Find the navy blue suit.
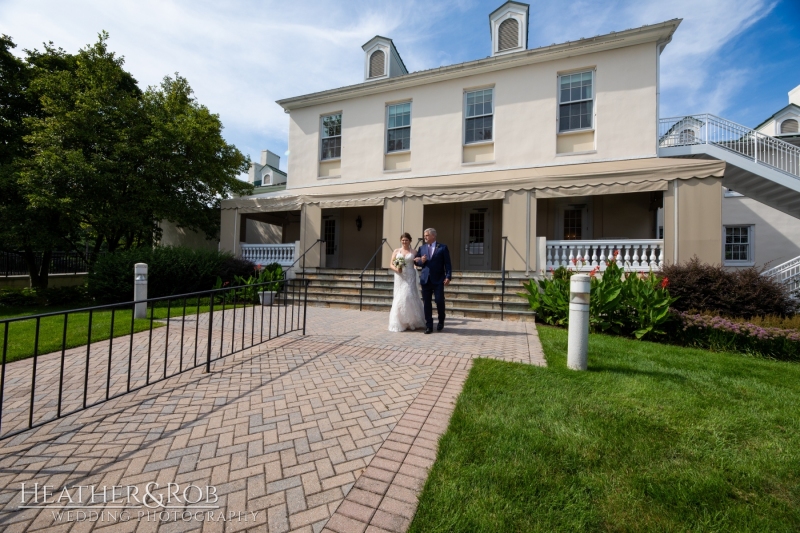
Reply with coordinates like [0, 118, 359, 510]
[415, 243, 452, 329]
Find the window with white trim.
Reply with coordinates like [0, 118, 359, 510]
[321, 113, 341, 160]
[724, 225, 753, 264]
[558, 71, 593, 133]
[465, 88, 493, 144]
[386, 102, 410, 152]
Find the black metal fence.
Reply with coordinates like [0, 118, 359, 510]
[0, 278, 309, 440]
[2, 251, 99, 277]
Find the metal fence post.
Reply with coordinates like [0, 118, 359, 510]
[205, 295, 214, 373]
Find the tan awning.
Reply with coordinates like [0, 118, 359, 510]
[223, 157, 725, 211]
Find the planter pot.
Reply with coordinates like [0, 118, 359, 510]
[258, 291, 277, 305]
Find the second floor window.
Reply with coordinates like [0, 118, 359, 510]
[387, 102, 411, 152]
[465, 88, 493, 144]
[321, 113, 342, 160]
[559, 71, 593, 132]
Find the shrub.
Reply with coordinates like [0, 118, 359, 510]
[0, 285, 90, 308]
[88, 247, 255, 303]
[660, 258, 797, 318]
[520, 260, 676, 339]
[669, 311, 800, 361]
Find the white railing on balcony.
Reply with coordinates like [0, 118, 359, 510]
[762, 254, 800, 294]
[658, 114, 800, 180]
[240, 243, 296, 266]
[546, 240, 664, 272]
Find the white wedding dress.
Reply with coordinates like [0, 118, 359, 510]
[388, 252, 426, 332]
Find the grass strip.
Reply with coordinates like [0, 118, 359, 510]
[408, 325, 800, 532]
[0, 302, 214, 363]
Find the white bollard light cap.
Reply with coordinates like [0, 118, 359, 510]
[570, 274, 591, 294]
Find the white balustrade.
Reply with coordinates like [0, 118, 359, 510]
[240, 243, 296, 266]
[545, 240, 664, 272]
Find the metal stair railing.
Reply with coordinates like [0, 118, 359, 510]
[358, 239, 392, 311]
[762, 255, 800, 294]
[658, 114, 800, 180]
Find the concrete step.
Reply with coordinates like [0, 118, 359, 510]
[303, 286, 528, 302]
[314, 268, 513, 279]
[291, 298, 536, 322]
[298, 292, 530, 310]
[303, 280, 528, 295]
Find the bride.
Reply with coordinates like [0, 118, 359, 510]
[388, 233, 426, 332]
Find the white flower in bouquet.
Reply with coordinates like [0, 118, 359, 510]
[392, 256, 406, 271]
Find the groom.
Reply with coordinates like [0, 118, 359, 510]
[415, 228, 452, 334]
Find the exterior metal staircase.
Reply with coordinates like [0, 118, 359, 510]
[762, 255, 800, 295]
[658, 114, 800, 218]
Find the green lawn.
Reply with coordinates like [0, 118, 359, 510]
[0, 300, 217, 363]
[408, 326, 800, 532]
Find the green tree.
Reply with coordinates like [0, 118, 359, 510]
[0, 35, 75, 288]
[13, 32, 251, 283]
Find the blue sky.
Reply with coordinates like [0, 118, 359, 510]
[2, 0, 799, 172]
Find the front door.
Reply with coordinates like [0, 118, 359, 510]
[461, 204, 493, 270]
[556, 199, 592, 240]
[323, 215, 339, 268]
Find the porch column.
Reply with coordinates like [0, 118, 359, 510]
[502, 191, 536, 273]
[663, 178, 722, 265]
[299, 203, 323, 268]
[382, 196, 424, 265]
[219, 207, 243, 256]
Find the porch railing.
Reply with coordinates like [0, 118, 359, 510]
[241, 243, 296, 266]
[546, 239, 664, 272]
[0, 278, 310, 440]
[658, 114, 800, 180]
[762, 254, 800, 295]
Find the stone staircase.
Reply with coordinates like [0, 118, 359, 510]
[289, 268, 536, 322]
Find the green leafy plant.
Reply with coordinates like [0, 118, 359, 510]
[519, 259, 677, 340]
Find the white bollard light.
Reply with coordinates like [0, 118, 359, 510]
[567, 274, 591, 370]
[134, 263, 148, 319]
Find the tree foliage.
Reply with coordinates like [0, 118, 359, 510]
[0, 32, 252, 287]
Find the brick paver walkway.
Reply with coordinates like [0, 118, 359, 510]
[0, 307, 545, 533]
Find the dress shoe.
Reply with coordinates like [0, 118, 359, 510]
[424, 327, 433, 334]
[437, 323, 444, 332]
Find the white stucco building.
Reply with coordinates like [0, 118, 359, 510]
[221, 2, 800, 283]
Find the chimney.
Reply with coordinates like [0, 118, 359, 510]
[790, 84, 800, 106]
[261, 150, 281, 169]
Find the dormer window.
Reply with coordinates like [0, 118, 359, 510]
[369, 50, 385, 78]
[362, 36, 408, 82]
[489, 2, 529, 57]
[781, 118, 798, 134]
[498, 18, 519, 51]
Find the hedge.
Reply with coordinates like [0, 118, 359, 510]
[88, 247, 255, 303]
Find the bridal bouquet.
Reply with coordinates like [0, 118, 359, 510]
[392, 256, 406, 271]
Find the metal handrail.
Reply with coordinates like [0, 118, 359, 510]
[658, 113, 800, 179]
[358, 239, 392, 311]
[500, 236, 508, 321]
[0, 278, 311, 440]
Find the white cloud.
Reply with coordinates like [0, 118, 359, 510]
[0, 0, 774, 170]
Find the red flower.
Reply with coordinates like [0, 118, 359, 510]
[571, 258, 577, 265]
[223, 281, 230, 287]
[661, 277, 669, 289]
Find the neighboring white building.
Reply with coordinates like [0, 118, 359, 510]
[722, 84, 800, 269]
